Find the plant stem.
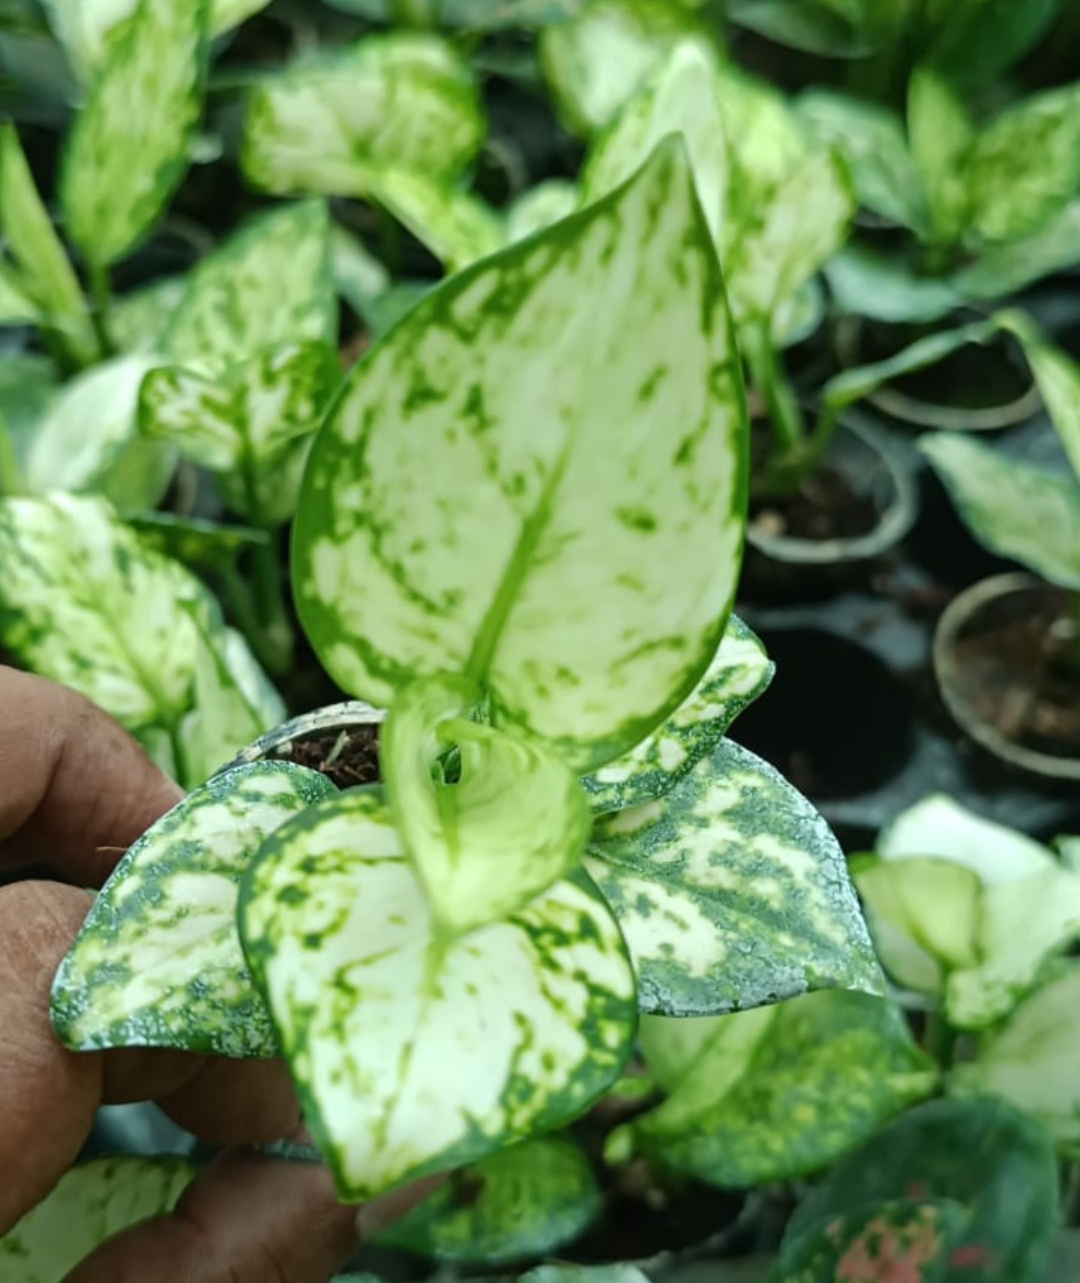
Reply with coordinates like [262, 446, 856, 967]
[249, 538, 295, 677]
[745, 322, 806, 455]
[88, 259, 115, 358]
[924, 1008, 958, 1072]
[0, 413, 24, 495]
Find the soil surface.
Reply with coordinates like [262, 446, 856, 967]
[749, 465, 880, 544]
[271, 722, 381, 789]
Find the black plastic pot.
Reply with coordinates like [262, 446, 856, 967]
[222, 700, 385, 782]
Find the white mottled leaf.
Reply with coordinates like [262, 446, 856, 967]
[586, 740, 882, 1016]
[920, 432, 1080, 590]
[239, 788, 636, 1199]
[581, 614, 772, 811]
[506, 180, 580, 246]
[60, 0, 210, 266]
[331, 224, 390, 320]
[0, 1156, 197, 1282]
[0, 494, 207, 729]
[359, 169, 504, 271]
[164, 201, 336, 374]
[998, 319, 1080, 483]
[52, 762, 335, 1057]
[109, 274, 188, 354]
[293, 140, 746, 773]
[241, 34, 485, 196]
[907, 67, 973, 246]
[382, 675, 591, 935]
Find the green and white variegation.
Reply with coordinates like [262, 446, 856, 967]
[164, 201, 336, 374]
[581, 614, 772, 812]
[60, 0, 210, 266]
[293, 139, 747, 773]
[238, 788, 637, 1199]
[506, 181, 580, 246]
[586, 741, 883, 1016]
[241, 34, 485, 197]
[382, 675, 591, 935]
[999, 317, 1080, 481]
[0, 1156, 198, 1282]
[51, 762, 335, 1058]
[109, 275, 189, 354]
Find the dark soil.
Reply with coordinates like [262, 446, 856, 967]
[270, 723, 381, 790]
[749, 465, 880, 543]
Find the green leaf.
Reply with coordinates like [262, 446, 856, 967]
[241, 34, 485, 196]
[506, 180, 580, 245]
[997, 319, 1080, 483]
[377, 1136, 600, 1263]
[0, 1156, 198, 1282]
[140, 341, 339, 526]
[920, 433, 1080, 590]
[926, 0, 1059, 89]
[0, 494, 207, 729]
[382, 674, 591, 935]
[164, 201, 336, 374]
[786, 1097, 1061, 1283]
[523, 1270, 650, 1283]
[127, 512, 269, 571]
[581, 613, 772, 812]
[767, 1198, 970, 1283]
[293, 139, 746, 773]
[51, 762, 335, 1057]
[825, 245, 962, 325]
[238, 787, 637, 1200]
[957, 200, 1080, 300]
[0, 256, 41, 325]
[109, 274, 188, 354]
[331, 224, 390, 321]
[60, 0, 210, 266]
[625, 991, 935, 1187]
[587, 740, 882, 1016]
[729, 0, 874, 57]
[906, 68, 973, 247]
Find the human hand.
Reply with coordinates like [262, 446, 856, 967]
[0, 666, 434, 1282]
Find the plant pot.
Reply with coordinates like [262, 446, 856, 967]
[933, 574, 1080, 783]
[221, 699, 385, 787]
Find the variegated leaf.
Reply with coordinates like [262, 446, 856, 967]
[52, 762, 335, 1057]
[907, 68, 973, 247]
[358, 169, 505, 272]
[958, 200, 1080, 300]
[109, 274, 188, 354]
[0, 494, 207, 729]
[0, 1156, 198, 1283]
[293, 140, 746, 773]
[382, 674, 591, 935]
[241, 34, 485, 196]
[998, 317, 1080, 482]
[60, 0, 210, 266]
[128, 512, 268, 570]
[140, 341, 339, 526]
[506, 180, 580, 246]
[164, 201, 336, 374]
[622, 991, 935, 1187]
[581, 614, 772, 812]
[238, 788, 637, 1199]
[920, 433, 1080, 590]
[586, 740, 882, 1016]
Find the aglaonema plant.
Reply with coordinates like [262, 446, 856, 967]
[47, 141, 883, 1204]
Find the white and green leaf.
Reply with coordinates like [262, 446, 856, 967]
[906, 67, 973, 247]
[997, 317, 1080, 482]
[128, 512, 269, 571]
[506, 180, 580, 246]
[357, 169, 504, 272]
[293, 140, 746, 773]
[957, 200, 1080, 300]
[109, 274, 189, 354]
[586, 740, 882, 1016]
[51, 762, 335, 1058]
[238, 788, 637, 1199]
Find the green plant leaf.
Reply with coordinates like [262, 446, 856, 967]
[238, 787, 637, 1200]
[581, 614, 772, 811]
[957, 200, 1080, 300]
[587, 740, 882, 1016]
[109, 274, 188, 354]
[51, 761, 335, 1057]
[907, 67, 973, 247]
[241, 34, 485, 196]
[523, 1269, 650, 1283]
[140, 341, 339, 526]
[506, 180, 580, 245]
[60, 0, 210, 266]
[382, 674, 591, 935]
[926, 0, 1059, 89]
[377, 1136, 600, 1263]
[0, 256, 41, 325]
[164, 201, 336, 374]
[128, 512, 269, 571]
[0, 1155, 198, 1282]
[0, 494, 207, 730]
[624, 991, 935, 1187]
[293, 139, 746, 773]
[997, 319, 1080, 482]
[729, 0, 875, 57]
[825, 245, 962, 324]
[786, 1097, 1061, 1283]
[920, 433, 1080, 590]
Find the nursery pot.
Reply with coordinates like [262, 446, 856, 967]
[222, 699, 385, 785]
[933, 574, 1080, 783]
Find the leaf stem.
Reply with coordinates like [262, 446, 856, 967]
[88, 259, 115, 358]
[0, 411, 25, 495]
[744, 322, 806, 455]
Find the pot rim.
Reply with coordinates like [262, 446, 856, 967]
[220, 699, 386, 775]
[933, 572, 1080, 782]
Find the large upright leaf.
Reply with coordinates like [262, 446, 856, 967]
[586, 740, 882, 1016]
[60, 0, 210, 266]
[999, 319, 1080, 481]
[239, 788, 637, 1199]
[907, 68, 973, 247]
[293, 140, 746, 773]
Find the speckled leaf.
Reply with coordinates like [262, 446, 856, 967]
[0, 1156, 198, 1283]
[60, 0, 209, 266]
[581, 614, 772, 811]
[164, 201, 335, 374]
[506, 180, 580, 245]
[586, 740, 882, 1016]
[786, 1097, 1061, 1283]
[768, 1198, 968, 1283]
[359, 169, 504, 271]
[378, 1136, 600, 1263]
[109, 275, 188, 354]
[0, 494, 207, 730]
[582, 41, 726, 248]
[140, 341, 339, 526]
[241, 35, 485, 196]
[293, 140, 746, 773]
[382, 675, 591, 935]
[998, 319, 1080, 482]
[238, 788, 637, 1199]
[624, 991, 935, 1187]
[907, 68, 973, 247]
[920, 433, 1080, 590]
[51, 762, 335, 1057]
